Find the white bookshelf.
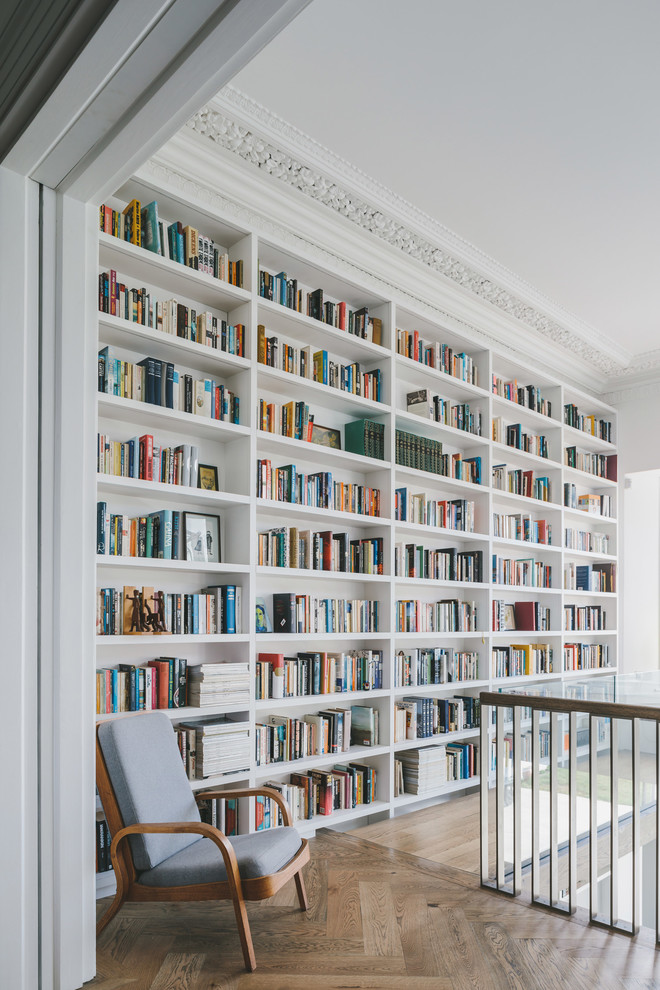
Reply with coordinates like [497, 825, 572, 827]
[94, 176, 618, 893]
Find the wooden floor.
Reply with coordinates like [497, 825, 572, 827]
[90, 793, 660, 989]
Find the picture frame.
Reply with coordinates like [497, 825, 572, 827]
[183, 512, 221, 563]
[198, 464, 219, 491]
[503, 604, 516, 631]
[310, 422, 341, 449]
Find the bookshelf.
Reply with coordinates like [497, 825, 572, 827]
[94, 177, 618, 894]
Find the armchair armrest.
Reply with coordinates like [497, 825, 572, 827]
[195, 786, 294, 827]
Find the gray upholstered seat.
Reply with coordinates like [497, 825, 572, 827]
[138, 827, 303, 887]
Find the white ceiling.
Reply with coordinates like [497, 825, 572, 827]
[231, 0, 660, 363]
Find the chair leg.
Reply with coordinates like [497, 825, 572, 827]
[96, 888, 126, 937]
[231, 893, 256, 972]
[294, 869, 308, 911]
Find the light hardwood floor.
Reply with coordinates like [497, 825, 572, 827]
[90, 793, 660, 989]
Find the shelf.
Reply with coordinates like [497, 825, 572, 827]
[562, 629, 617, 637]
[395, 577, 490, 591]
[99, 232, 251, 309]
[562, 547, 616, 561]
[491, 393, 559, 428]
[490, 630, 562, 638]
[259, 364, 390, 417]
[96, 633, 250, 645]
[563, 590, 617, 599]
[99, 313, 250, 377]
[97, 475, 250, 508]
[563, 423, 615, 453]
[393, 521, 487, 543]
[253, 744, 390, 778]
[490, 488, 561, 510]
[96, 701, 250, 721]
[395, 354, 488, 401]
[393, 679, 490, 695]
[255, 689, 390, 711]
[395, 631, 487, 641]
[562, 465, 617, 489]
[257, 566, 389, 583]
[490, 440, 561, 469]
[256, 498, 388, 528]
[189, 769, 251, 793]
[396, 410, 490, 448]
[491, 584, 561, 596]
[96, 555, 249, 574]
[295, 799, 390, 833]
[258, 296, 387, 362]
[395, 464, 484, 494]
[257, 430, 390, 473]
[393, 776, 479, 807]
[394, 726, 480, 750]
[256, 632, 388, 643]
[98, 393, 250, 442]
[491, 537, 561, 554]
[490, 671, 562, 685]
[563, 506, 617, 525]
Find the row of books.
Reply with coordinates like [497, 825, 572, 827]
[565, 446, 617, 481]
[97, 503, 200, 561]
[99, 270, 245, 356]
[395, 430, 482, 483]
[256, 764, 377, 822]
[492, 512, 552, 545]
[492, 419, 548, 459]
[491, 644, 553, 678]
[564, 486, 614, 517]
[98, 347, 240, 423]
[96, 656, 188, 714]
[492, 599, 552, 632]
[269, 593, 380, 634]
[257, 398, 314, 441]
[492, 555, 552, 589]
[258, 327, 383, 401]
[396, 599, 478, 633]
[255, 649, 383, 699]
[564, 527, 610, 554]
[99, 199, 243, 285]
[563, 562, 616, 592]
[394, 647, 479, 687]
[394, 545, 483, 583]
[97, 432, 201, 486]
[564, 643, 610, 670]
[96, 584, 242, 636]
[257, 526, 384, 574]
[491, 376, 552, 417]
[256, 459, 382, 516]
[175, 716, 250, 779]
[492, 465, 551, 502]
[394, 489, 475, 532]
[406, 388, 482, 436]
[564, 605, 607, 631]
[197, 795, 240, 835]
[255, 704, 380, 767]
[393, 694, 480, 741]
[563, 404, 612, 442]
[396, 329, 479, 385]
[259, 269, 382, 344]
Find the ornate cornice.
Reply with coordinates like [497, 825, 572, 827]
[185, 87, 640, 382]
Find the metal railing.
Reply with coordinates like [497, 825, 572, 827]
[479, 686, 660, 939]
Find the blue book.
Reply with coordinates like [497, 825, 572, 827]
[153, 510, 172, 560]
[141, 201, 160, 254]
[97, 502, 107, 554]
[192, 594, 199, 635]
[224, 585, 236, 634]
[164, 362, 175, 409]
[171, 511, 181, 560]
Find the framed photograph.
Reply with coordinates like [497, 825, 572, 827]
[503, 604, 516, 631]
[310, 423, 341, 449]
[198, 464, 218, 491]
[183, 512, 221, 563]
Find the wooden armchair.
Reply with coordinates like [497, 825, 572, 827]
[96, 712, 309, 972]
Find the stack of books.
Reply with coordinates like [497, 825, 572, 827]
[178, 716, 250, 778]
[398, 745, 447, 795]
[186, 663, 251, 707]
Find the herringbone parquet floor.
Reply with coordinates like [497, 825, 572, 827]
[90, 798, 660, 990]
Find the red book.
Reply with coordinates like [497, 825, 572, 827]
[140, 434, 153, 481]
[523, 470, 533, 498]
[337, 301, 347, 332]
[109, 269, 116, 317]
[258, 653, 284, 699]
[514, 601, 536, 631]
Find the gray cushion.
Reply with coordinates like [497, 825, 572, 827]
[98, 712, 201, 871]
[138, 827, 303, 887]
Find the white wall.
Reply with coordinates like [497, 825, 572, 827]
[610, 384, 660, 672]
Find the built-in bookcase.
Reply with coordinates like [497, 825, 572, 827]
[94, 174, 618, 895]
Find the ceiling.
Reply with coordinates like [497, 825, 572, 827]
[230, 0, 660, 366]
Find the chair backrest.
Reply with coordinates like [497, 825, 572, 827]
[97, 712, 201, 871]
